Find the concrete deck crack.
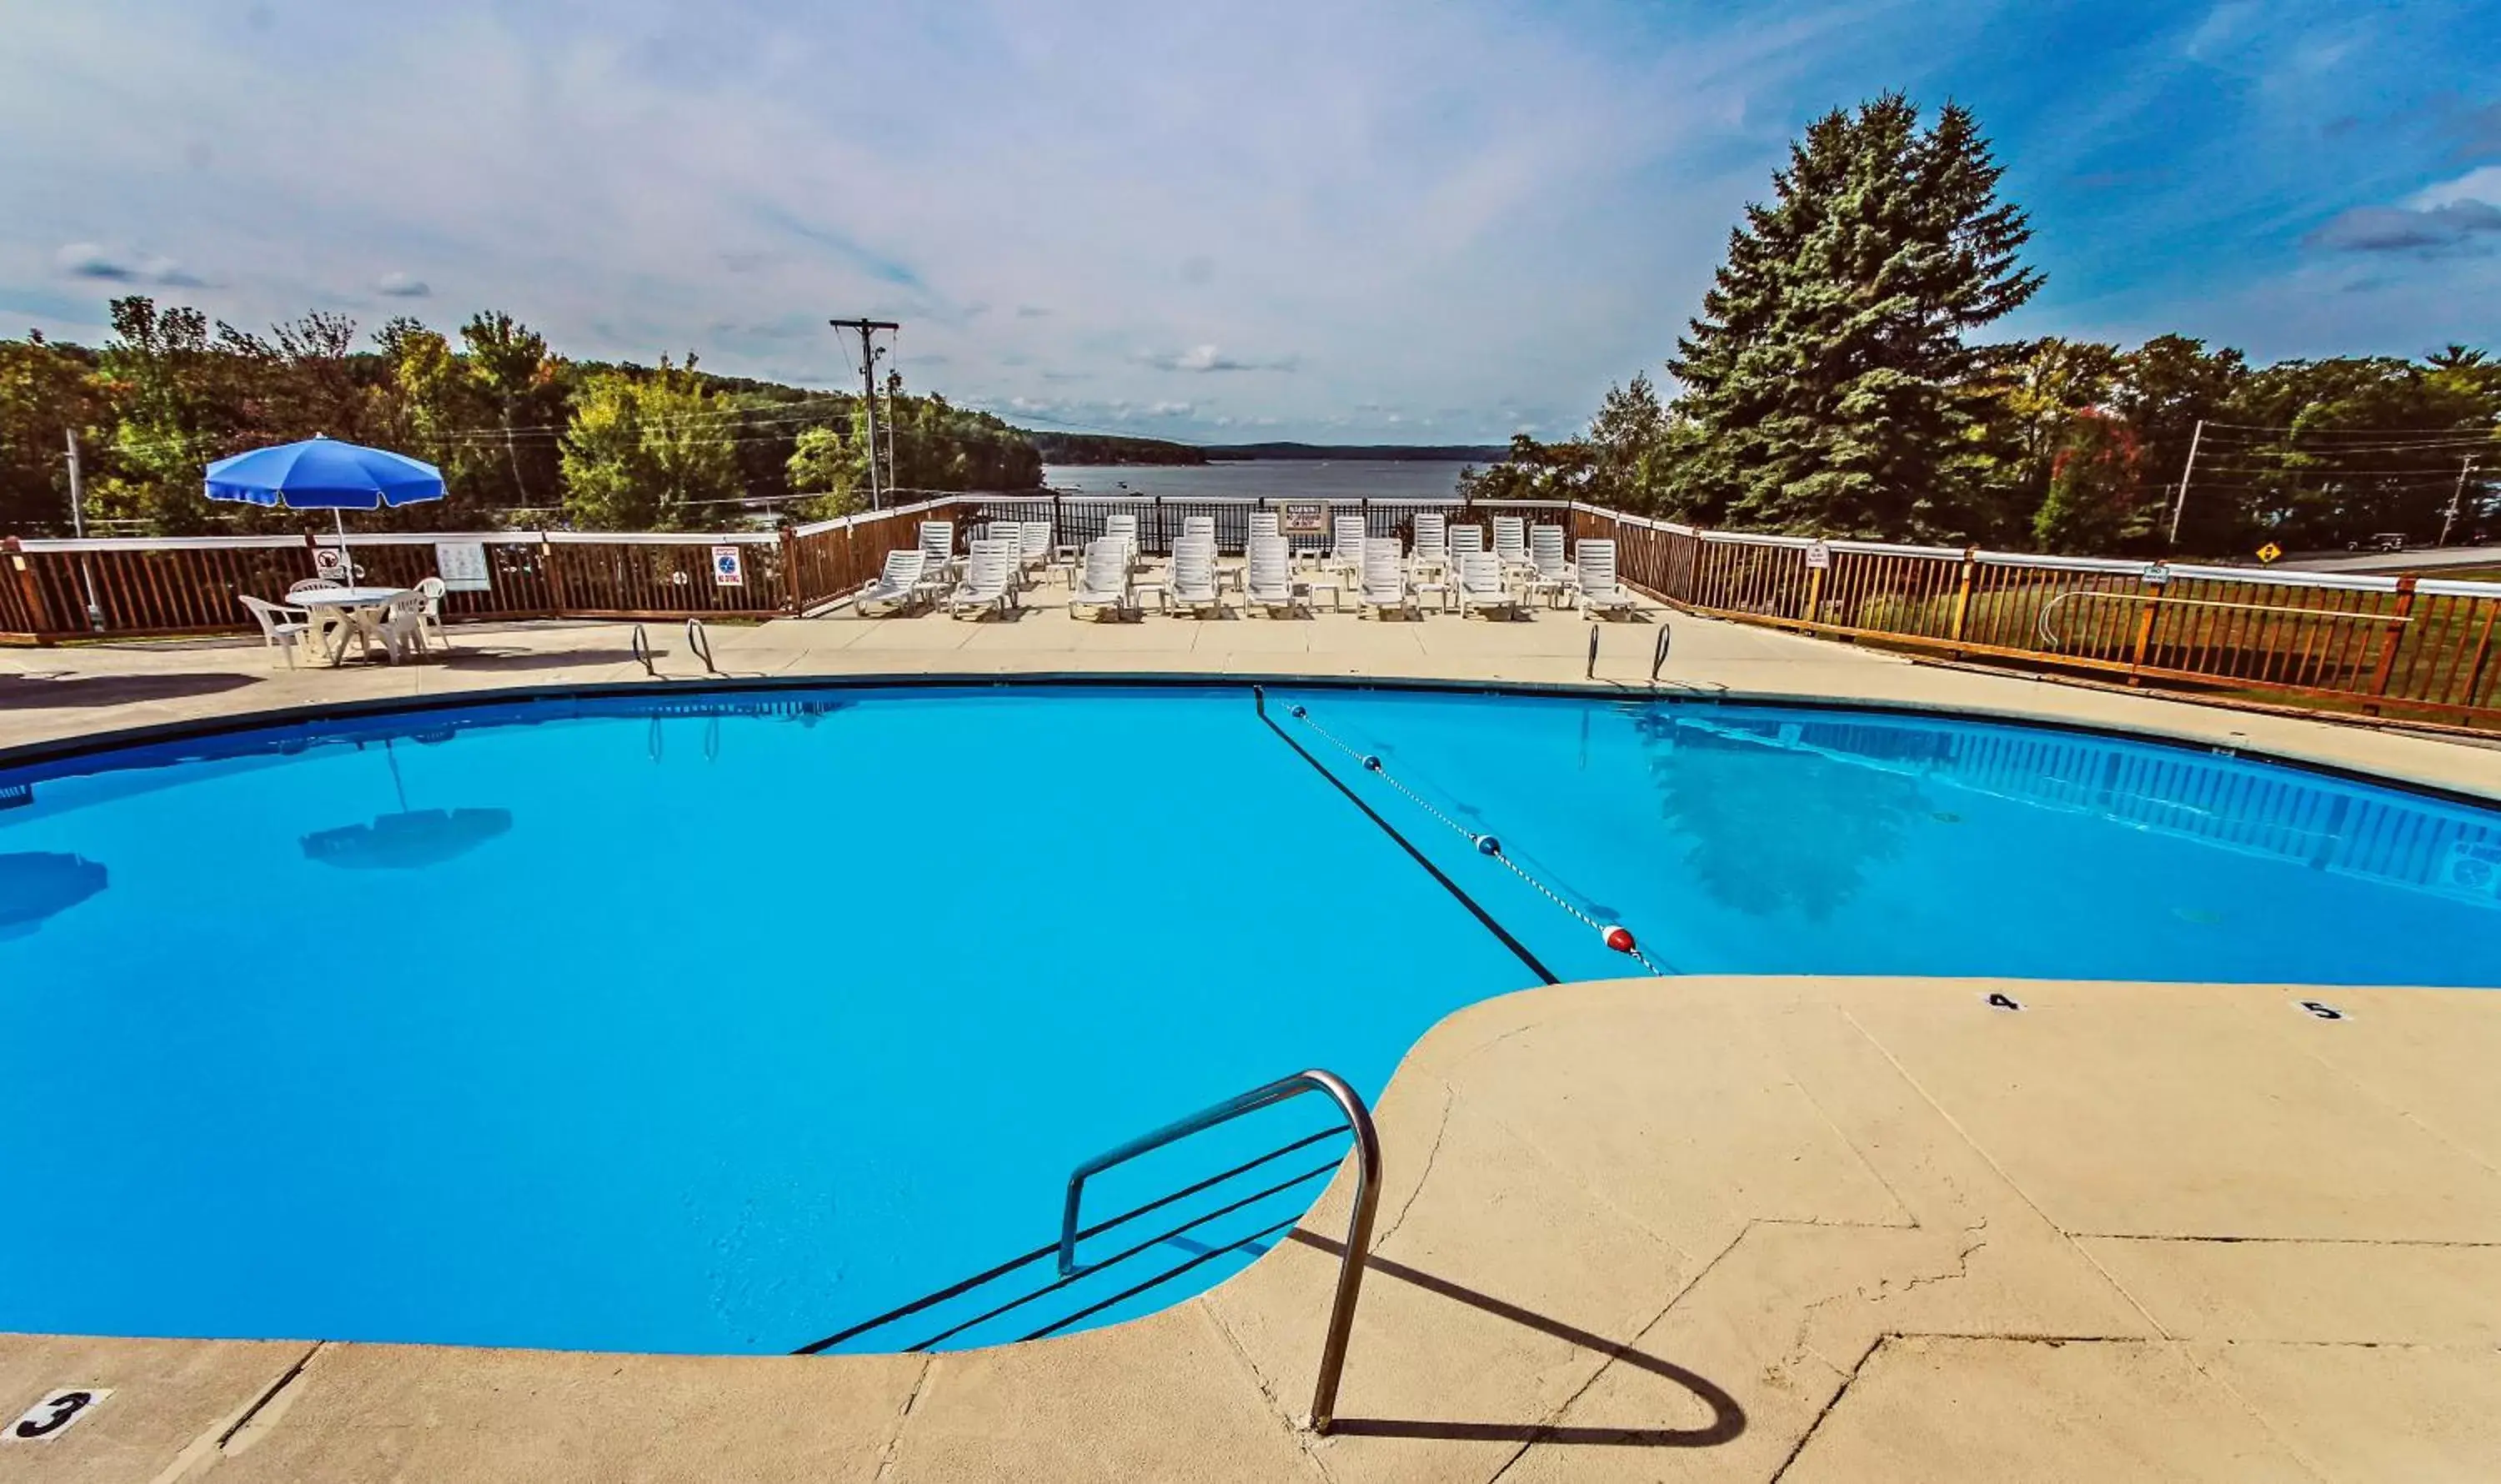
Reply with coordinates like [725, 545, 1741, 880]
[149, 1340, 325, 1484]
[868, 1354, 934, 1484]
[1376, 1081, 1456, 1249]
[1765, 1333, 1889, 1483]
[1198, 1301, 1340, 1482]
[1838, 1007, 2175, 1342]
[216, 1339, 323, 1448]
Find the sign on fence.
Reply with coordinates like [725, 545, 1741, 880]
[313, 545, 348, 580]
[1279, 501, 1328, 538]
[1804, 540, 1832, 571]
[710, 545, 746, 587]
[434, 541, 491, 593]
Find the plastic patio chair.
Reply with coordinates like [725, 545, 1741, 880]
[1575, 539, 1638, 619]
[1167, 539, 1225, 617]
[946, 545, 1016, 619]
[415, 576, 452, 653]
[1359, 538, 1419, 619]
[856, 549, 930, 615]
[1070, 538, 1138, 620]
[237, 594, 313, 669]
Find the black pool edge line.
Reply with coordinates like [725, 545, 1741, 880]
[4, 669, 2498, 813]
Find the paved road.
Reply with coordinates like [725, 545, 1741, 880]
[2279, 545, 2501, 574]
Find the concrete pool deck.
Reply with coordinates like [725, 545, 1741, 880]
[6, 591, 2501, 1481]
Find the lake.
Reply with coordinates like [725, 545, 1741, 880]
[1042, 460, 1476, 499]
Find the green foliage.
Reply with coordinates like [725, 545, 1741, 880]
[1522, 92, 2501, 557]
[559, 357, 740, 531]
[786, 424, 866, 519]
[1666, 94, 2041, 539]
[0, 333, 101, 534]
[2029, 410, 2148, 553]
[0, 297, 1052, 536]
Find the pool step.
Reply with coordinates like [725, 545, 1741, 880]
[794, 1126, 1347, 1355]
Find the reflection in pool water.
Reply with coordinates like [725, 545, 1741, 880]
[1, 685, 2494, 1359]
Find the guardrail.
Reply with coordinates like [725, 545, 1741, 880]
[1571, 507, 2501, 728]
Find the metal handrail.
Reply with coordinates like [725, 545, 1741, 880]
[1058, 1069, 1381, 1433]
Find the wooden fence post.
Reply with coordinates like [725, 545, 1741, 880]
[1948, 548, 1977, 651]
[540, 532, 564, 617]
[779, 525, 800, 615]
[2368, 575, 2420, 699]
[7, 544, 60, 642]
[2128, 569, 2163, 681]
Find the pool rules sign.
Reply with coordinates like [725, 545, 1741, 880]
[710, 545, 745, 588]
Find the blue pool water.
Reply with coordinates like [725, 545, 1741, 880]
[3, 684, 2496, 1356]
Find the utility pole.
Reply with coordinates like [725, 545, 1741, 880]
[829, 318, 900, 509]
[2166, 419, 2205, 549]
[2439, 454, 2478, 548]
[64, 429, 103, 629]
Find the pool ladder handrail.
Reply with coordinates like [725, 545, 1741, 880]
[1059, 1069, 1381, 1433]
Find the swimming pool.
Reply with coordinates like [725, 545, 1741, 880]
[4, 681, 2496, 1356]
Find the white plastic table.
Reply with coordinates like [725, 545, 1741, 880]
[289, 587, 410, 665]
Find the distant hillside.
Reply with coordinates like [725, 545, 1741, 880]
[1026, 432, 1208, 465]
[1200, 442, 1507, 462]
[1024, 432, 1511, 465]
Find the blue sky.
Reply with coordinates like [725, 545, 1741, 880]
[2, 0, 2495, 443]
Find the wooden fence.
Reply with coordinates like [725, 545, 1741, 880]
[13, 493, 2497, 729]
[1573, 508, 2501, 728]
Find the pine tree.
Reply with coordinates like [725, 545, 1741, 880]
[1666, 94, 2040, 539]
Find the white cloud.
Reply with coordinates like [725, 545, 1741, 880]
[2410, 167, 2501, 211]
[3, 1, 2495, 439]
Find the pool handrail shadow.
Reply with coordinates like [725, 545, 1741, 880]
[1286, 1228, 1747, 1448]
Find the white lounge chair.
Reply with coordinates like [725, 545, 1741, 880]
[919, 519, 957, 580]
[1527, 524, 1576, 608]
[1411, 512, 1449, 572]
[1103, 512, 1141, 572]
[1359, 538, 1419, 619]
[1020, 520, 1054, 576]
[1248, 510, 1281, 548]
[1450, 525, 1486, 566]
[1329, 516, 1366, 584]
[1456, 553, 1526, 619]
[856, 549, 930, 615]
[947, 545, 1016, 619]
[1069, 538, 1138, 620]
[1492, 516, 1530, 577]
[1243, 536, 1302, 617]
[1167, 539, 1225, 617]
[238, 594, 313, 668]
[1180, 514, 1216, 550]
[1576, 539, 1638, 619]
[970, 536, 1025, 608]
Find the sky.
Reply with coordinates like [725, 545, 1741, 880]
[2, 0, 2497, 444]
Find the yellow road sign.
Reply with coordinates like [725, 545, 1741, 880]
[2256, 542, 2283, 564]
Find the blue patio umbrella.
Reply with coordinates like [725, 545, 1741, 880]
[203, 435, 444, 580]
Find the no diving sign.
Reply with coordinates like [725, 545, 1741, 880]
[710, 546, 745, 588]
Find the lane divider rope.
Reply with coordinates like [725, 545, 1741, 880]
[1279, 698, 1667, 976]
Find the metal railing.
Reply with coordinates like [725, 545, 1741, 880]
[1057, 1069, 1381, 1433]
